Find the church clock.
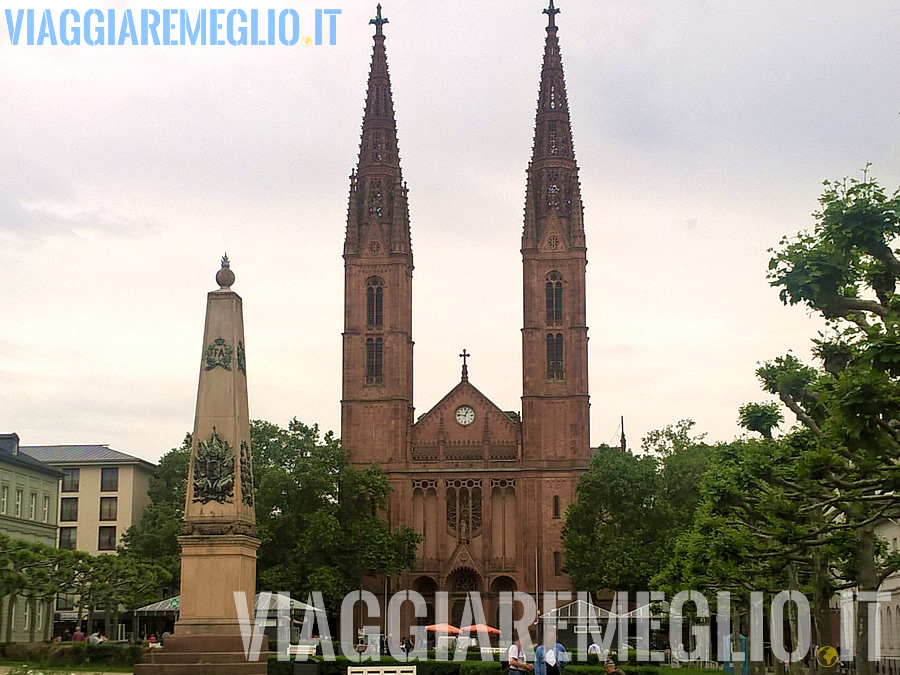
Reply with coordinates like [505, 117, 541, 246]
[455, 405, 475, 426]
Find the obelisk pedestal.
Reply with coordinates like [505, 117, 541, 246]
[136, 257, 267, 674]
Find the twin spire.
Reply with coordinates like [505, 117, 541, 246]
[346, 2, 583, 255]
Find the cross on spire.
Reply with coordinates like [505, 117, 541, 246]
[543, 0, 560, 29]
[370, 3, 388, 37]
[459, 349, 470, 381]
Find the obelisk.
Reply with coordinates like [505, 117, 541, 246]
[136, 256, 267, 674]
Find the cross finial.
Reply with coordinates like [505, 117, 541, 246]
[459, 349, 470, 381]
[370, 3, 388, 37]
[543, 0, 560, 28]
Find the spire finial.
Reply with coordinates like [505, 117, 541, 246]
[459, 349, 470, 381]
[216, 253, 235, 290]
[543, 0, 560, 29]
[370, 3, 388, 37]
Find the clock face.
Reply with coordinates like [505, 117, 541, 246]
[455, 405, 476, 426]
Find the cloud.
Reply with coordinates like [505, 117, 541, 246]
[0, 153, 156, 240]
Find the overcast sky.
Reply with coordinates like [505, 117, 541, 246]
[1, 1, 898, 463]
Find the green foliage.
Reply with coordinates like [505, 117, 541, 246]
[0, 641, 142, 667]
[253, 419, 420, 613]
[121, 418, 421, 613]
[563, 422, 711, 592]
[737, 402, 784, 439]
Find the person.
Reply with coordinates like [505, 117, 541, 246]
[534, 627, 568, 675]
[605, 657, 624, 675]
[72, 628, 85, 642]
[507, 631, 534, 675]
[161, 631, 171, 646]
[588, 641, 602, 657]
[52, 635, 62, 643]
[148, 634, 158, 644]
[88, 631, 101, 645]
[98, 632, 108, 643]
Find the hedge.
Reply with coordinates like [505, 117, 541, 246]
[0, 641, 143, 667]
[266, 657, 720, 675]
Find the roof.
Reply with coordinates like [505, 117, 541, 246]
[135, 593, 325, 617]
[0, 445, 62, 478]
[20, 445, 156, 469]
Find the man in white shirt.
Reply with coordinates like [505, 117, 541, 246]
[508, 633, 534, 675]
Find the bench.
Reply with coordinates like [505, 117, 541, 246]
[287, 644, 318, 659]
[348, 667, 417, 675]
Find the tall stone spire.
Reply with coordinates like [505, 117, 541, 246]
[521, 0, 590, 464]
[137, 257, 266, 675]
[522, 0, 585, 251]
[341, 5, 414, 469]
[344, 3, 411, 258]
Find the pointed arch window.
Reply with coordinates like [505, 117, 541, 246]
[366, 277, 384, 328]
[547, 333, 564, 381]
[545, 272, 563, 325]
[366, 337, 383, 385]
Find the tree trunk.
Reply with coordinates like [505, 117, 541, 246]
[812, 547, 834, 675]
[75, 597, 84, 632]
[87, 602, 95, 633]
[855, 524, 878, 675]
[787, 563, 801, 674]
[28, 595, 36, 642]
[6, 594, 15, 642]
[44, 599, 53, 641]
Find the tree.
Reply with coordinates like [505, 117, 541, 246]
[755, 171, 900, 675]
[119, 434, 190, 588]
[563, 421, 711, 593]
[252, 419, 420, 613]
[738, 402, 784, 440]
[123, 419, 420, 614]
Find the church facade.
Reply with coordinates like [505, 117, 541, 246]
[340, 2, 591, 626]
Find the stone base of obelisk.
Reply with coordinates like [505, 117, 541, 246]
[134, 533, 267, 674]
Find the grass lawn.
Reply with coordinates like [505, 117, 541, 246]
[0, 661, 133, 674]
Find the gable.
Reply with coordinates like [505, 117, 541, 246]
[411, 380, 520, 462]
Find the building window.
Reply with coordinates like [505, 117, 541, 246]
[23, 601, 30, 630]
[552, 495, 561, 519]
[62, 468, 79, 493]
[37, 602, 43, 630]
[29, 493, 36, 520]
[98, 526, 117, 551]
[546, 333, 564, 381]
[15, 489, 22, 517]
[60, 497, 78, 522]
[101, 468, 119, 492]
[545, 272, 563, 325]
[1, 485, 7, 514]
[553, 551, 563, 576]
[100, 497, 117, 521]
[366, 278, 384, 328]
[365, 337, 384, 385]
[59, 527, 77, 550]
[57, 593, 76, 611]
[42, 496, 50, 523]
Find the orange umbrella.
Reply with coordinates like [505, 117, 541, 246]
[460, 623, 501, 635]
[426, 623, 461, 634]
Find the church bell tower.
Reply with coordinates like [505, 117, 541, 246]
[521, 0, 590, 464]
[341, 4, 414, 467]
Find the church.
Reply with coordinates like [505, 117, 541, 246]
[340, 1, 591, 627]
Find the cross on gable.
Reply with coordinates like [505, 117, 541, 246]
[459, 349, 470, 381]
